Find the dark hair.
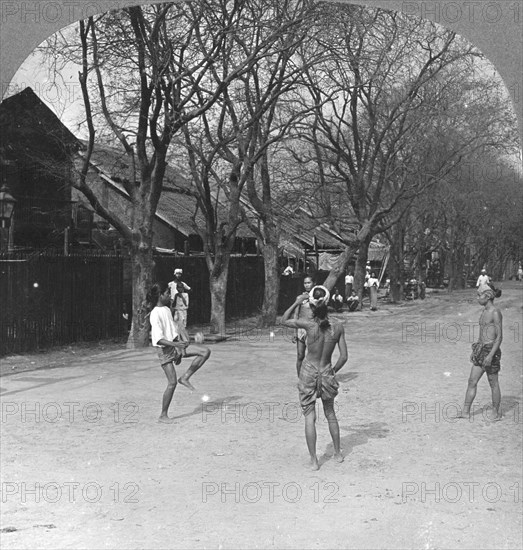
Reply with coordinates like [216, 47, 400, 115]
[311, 287, 330, 329]
[146, 282, 168, 309]
[488, 283, 502, 299]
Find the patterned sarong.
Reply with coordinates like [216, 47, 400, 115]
[298, 359, 339, 415]
[470, 342, 501, 374]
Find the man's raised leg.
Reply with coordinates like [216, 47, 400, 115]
[178, 346, 211, 391]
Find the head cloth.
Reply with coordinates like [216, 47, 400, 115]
[309, 285, 330, 307]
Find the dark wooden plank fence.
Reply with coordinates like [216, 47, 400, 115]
[1, 251, 305, 356]
[0, 250, 124, 356]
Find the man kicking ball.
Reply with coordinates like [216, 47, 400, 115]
[281, 285, 348, 470]
[147, 283, 211, 423]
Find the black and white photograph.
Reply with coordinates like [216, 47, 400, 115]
[1, 1, 522, 548]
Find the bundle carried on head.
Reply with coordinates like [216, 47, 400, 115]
[478, 282, 502, 299]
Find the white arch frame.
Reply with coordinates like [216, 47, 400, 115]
[0, 0, 521, 144]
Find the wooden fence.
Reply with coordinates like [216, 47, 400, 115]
[154, 254, 290, 325]
[0, 251, 305, 357]
[0, 250, 124, 356]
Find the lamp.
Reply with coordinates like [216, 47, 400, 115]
[0, 183, 16, 227]
[0, 183, 16, 251]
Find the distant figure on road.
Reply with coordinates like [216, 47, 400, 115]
[347, 290, 360, 312]
[476, 268, 490, 288]
[330, 288, 344, 312]
[368, 272, 379, 311]
[344, 271, 354, 297]
[169, 268, 191, 328]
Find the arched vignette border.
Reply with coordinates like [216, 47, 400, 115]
[0, 0, 521, 144]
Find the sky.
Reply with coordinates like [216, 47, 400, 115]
[6, 18, 522, 174]
[7, 38, 87, 138]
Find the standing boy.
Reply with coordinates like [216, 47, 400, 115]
[460, 283, 503, 421]
[281, 285, 348, 470]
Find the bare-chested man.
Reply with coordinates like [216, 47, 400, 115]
[281, 285, 348, 470]
[460, 282, 503, 421]
[293, 275, 315, 376]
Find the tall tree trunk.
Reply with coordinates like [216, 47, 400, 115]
[259, 241, 278, 327]
[389, 224, 405, 303]
[209, 266, 229, 336]
[354, 234, 373, 310]
[323, 242, 359, 291]
[447, 245, 465, 291]
[127, 245, 154, 348]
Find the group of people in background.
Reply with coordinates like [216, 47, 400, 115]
[342, 264, 380, 312]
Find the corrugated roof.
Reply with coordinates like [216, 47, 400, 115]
[79, 142, 383, 260]
[80, 142, 253, 239]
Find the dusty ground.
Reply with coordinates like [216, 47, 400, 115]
[1, 284, 522, 549]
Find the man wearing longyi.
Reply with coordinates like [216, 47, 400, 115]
[459, 282, 503, 421]
[281, 285, 348, 470]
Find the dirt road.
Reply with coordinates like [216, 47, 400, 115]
[1, 284, 522, 549]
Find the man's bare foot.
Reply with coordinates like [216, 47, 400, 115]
[333, 452, 344, 463]
[457, 411, 470, 419]
[158, 416, 175, 424]
[310, 457, 320, 471]
[488, 414, 503, 422]
[178, 377, 196, 391]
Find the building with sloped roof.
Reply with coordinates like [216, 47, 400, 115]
[1, 87, 388, 274]
[0, 87, 82, 248]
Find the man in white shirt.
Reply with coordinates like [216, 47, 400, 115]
[344, 271, 354, 297]
[148, 283, 210, 422]
[168, 268, 191, 327]
[367, 273, 379, 311]
[476, 269, 490, 288]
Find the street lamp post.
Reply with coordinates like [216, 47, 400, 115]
[0, 183, 17, 252]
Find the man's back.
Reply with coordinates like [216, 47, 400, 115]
[305, 320, 343, 368]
